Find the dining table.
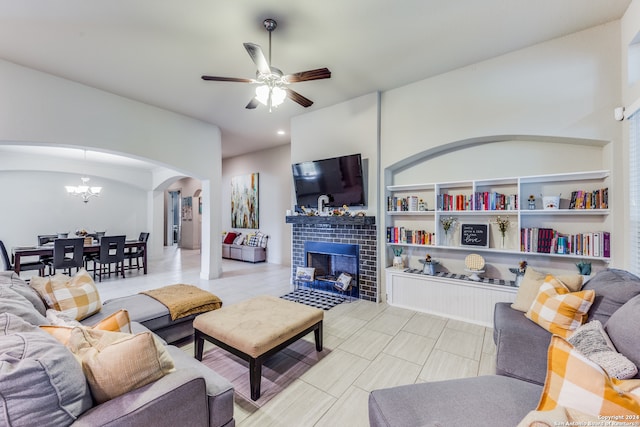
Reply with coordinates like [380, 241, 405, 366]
[11, 239, 148, 275]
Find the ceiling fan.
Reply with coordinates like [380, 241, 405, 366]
[201, 18, 331, 112]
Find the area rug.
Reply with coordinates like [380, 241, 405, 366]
[280, 288, 344, 310]
[197, 337, 328, 407]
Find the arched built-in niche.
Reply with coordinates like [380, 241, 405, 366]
[380, 135, 612, 303]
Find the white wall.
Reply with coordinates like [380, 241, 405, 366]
[222, 144, 292, 265]
[621, 0, 640, 269]
[290, 22, 623, 302]
[291, 92, 380, 214]
[0, 59, 223, 279]
[0, 170, 147, 247]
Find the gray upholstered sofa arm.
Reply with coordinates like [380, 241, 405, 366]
[493, 302, 551, 385]
[71, 368, 209, 427]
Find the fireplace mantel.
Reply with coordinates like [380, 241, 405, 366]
[285, 215, 375, 226]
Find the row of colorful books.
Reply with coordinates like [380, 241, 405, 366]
[438, 192, 518, 211]
[568, 188, 608, 209]
[386, 227, 435, 245]
[386, 196, 422, 212]
[520, 227, 610, 257]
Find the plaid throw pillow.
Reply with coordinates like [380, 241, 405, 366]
[51, 269, 102, 321]
[247, 235, 259, 247]
[538, 336, 640, 416]
[255, 231, 269, 248]
[41, 309, 132, 346]
[525, 275, 594, 338]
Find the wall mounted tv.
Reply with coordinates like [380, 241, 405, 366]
[292, 153, 366, 208]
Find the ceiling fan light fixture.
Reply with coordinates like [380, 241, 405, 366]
[255, 85, 270, 105]
[272, 86, 286, 105]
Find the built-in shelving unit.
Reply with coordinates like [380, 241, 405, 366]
[385, 170, 610, 262]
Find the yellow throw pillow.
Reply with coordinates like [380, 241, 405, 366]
[92, 309, 132, 334]
[31, 270, 101, 320]
[52, 269, 101, 321]
[525, 275, 594, 338]
[41, 309, 132, 345]
[66, 327, 175, 404]
[511, 267, 584, 312]
[537, 336, 640, 416]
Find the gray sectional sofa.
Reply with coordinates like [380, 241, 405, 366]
[368, 268, 640, 427]
[0, 271, 235, 427]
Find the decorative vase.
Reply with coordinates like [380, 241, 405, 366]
[393, 256, 404, 269]
[501, 233, 506, 249]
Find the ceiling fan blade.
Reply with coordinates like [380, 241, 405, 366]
[284, 68, 331, 83]
[246, 98, 259, 109]
[201, 75, 255, 83]
[243, 43, 271, 75]
[286, 88, 313, 108]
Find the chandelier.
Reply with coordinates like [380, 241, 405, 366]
[66, 177, 102, 203]
[65, 150, 102, 203]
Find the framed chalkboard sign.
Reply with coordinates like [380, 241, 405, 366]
[460, 223, 489, 248]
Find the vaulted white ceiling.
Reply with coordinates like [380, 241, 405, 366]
[0, 0, 631, 162]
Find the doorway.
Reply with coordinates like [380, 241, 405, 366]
[168, 190, 181, 246]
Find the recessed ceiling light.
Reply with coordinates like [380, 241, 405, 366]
[277, 130, 285, 135]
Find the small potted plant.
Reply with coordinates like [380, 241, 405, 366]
[392, 247, 404, 269]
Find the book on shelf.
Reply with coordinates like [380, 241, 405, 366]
[436, 192, 518, 211]
[568, 187, 608, 210]
[520, 227, 610, 258]
[386, 227, 434, 245]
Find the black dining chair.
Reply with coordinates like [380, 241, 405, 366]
[0, 240, 45, 276]
[125, 232, 149, 271]
[37, 234, 57, 275]
[94, 235, 126, 282]
[53, 238, 85, 275]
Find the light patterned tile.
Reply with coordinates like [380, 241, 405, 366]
[365, 311, 410, 335]
[300, 349, 370, 397]
[323, 315, 367, 340]
[435, 328, 483, 360]
[338, 327, 394, 360]
[483, 328, 496, 355]
[314, 386, 371, 427]
[478, 352, 497, 376]
[419, 350, 479, 382]
[239, 379, 335, 427]
[354, 353, 421, 392]
[445, 318, 486, 336]
[383, 330, 436, 365]
[402, 312, 447, 339]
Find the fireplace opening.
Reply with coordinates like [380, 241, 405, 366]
[304, 241, 360, 298]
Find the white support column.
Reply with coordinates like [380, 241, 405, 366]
[200, 179, 222, 279]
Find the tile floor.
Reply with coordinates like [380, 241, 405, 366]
[94, 247, 497, 427]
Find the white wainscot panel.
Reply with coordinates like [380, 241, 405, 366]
[386, 270, 517, 327]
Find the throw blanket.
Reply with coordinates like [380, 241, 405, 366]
[140, 284, 222, 320]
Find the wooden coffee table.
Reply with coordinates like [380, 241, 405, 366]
[193, 295, 324, 400]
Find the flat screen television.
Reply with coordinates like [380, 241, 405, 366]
[292, 153, 365, 208]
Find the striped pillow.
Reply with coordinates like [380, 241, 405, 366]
[538, 336, 640, 416]
[525, 275, 594, 338]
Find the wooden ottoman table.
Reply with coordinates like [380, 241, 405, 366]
[194, 295, 324, 400]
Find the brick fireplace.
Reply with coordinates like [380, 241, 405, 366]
[287, 216, 377, 301]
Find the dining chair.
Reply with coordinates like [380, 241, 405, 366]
[125, 232, 149, 271]
[53, 238, 85, 275]
[37, 234, 57, 275]
[0, 240, 45, 276]
[94, 235, 126, 282]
